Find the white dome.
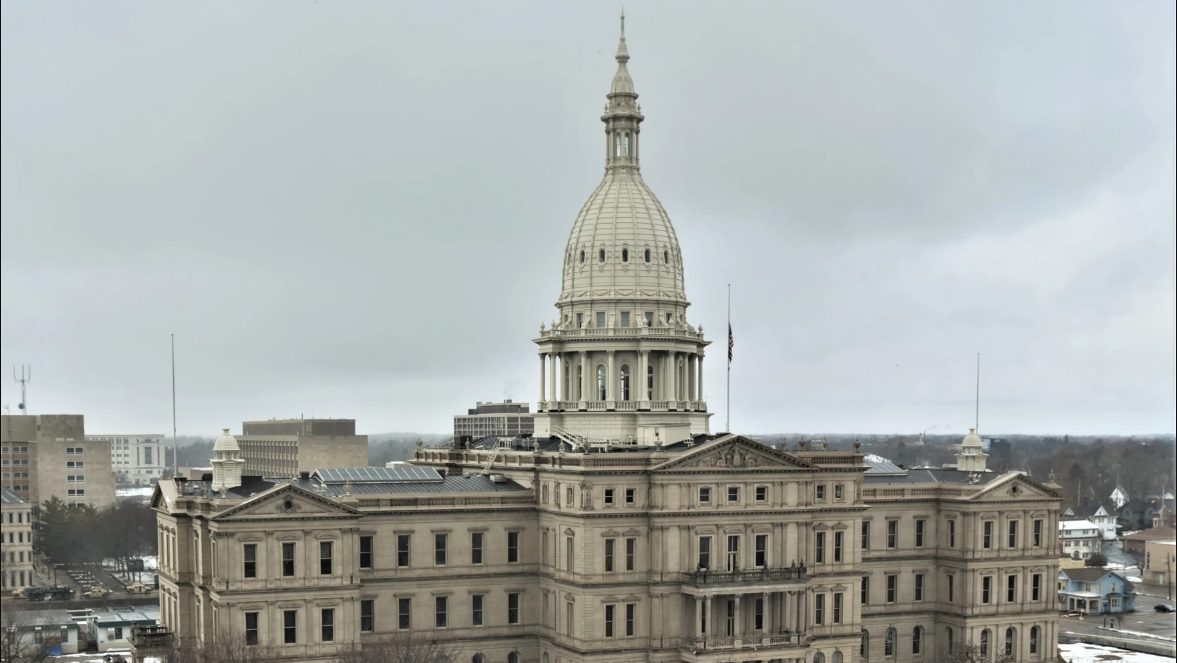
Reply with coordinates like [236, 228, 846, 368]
[559, 170, 686, 307]
[961, 428, 983, 448]
[212, 428, 240, 453]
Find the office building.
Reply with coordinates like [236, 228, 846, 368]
[455, 401, 534, 441]
[236, 418, 368, 479]
[87, 433, 166, 486]
[1, 414, 115, 510]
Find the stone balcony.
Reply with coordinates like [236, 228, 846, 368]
[682, 566, 808, 595]
[539, 399, 707, 413]
[536, 326, 706, 343]
[680, 631, 808, 660]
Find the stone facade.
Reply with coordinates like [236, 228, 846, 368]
[236, 418, 368, 479]
[87, 433, 166, 485]
[2, 485, 35, 591]
[1, 414, 116, 510]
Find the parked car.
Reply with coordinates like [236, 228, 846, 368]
[82, 585, 111, 599]
[1155, 603, 1175, 613]
[125, 582, 152, 594]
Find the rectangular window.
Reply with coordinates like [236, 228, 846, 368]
[834, 531, 844, 563]
[982, 575, 992, 603]
[887, 520, 898, 549]
[604, 604, 615, 638]
[435, 596, 448, 628]
[566, 602, 574, 636]
[834, 483, 844, 500]
[862, 576, 870, 605]
[359, 535, 373, 570]
[644, 311, 654, 327]
[625, 537, 636, 571]
[620, 311, 631, 328]
[471, 532, 484, 565]
[755, 533, 768, 567]
[283, 610, 297, 644]
[983, 521, 994, 549]
[755, 485, 767, 502]
[1032, 573, 1042, 601]
[604, 488, 615, 505]
[727, 486, 740, 502]
[1033, 519, 1044, 547]
[542, 530, 549, 565]
[625, 487, 636, 504]
[1008, 520, 1019, 548]
[244, 612, 259, 646]
[566, 536, 574, 571]
[915, 519, 926, 548]
[833, 592, 843, 624]
[947, 574, 955, 602]
[699, 486, 711, 504]
[595, 311, 606, 328]
[816, 484, 826, 501]
[282, 542, 296, 577]
[435, 533, 447, 566]
[1007, 574, 1017, 602]
[472, 594, 484, 626]
[815, 532, 826, 564]
[914, 573, 925, 601]
[243, 543, 257, 578]
[605, 538, 616, 572]
[862, 520, 871, 550]
[508, 592, 520, 624]
[625, 602, 636, 636]
[361, 600, 374, 632]
[320, 608, 334, 642]
[948, 519, 957, 547]
[507, 531, 520, 563]
[698, 535, 712, 569]
[755, 596, 765, 630]
[886, 574, 898, 603]
[319, 541, 333, 575]
[398, 598, 411, 630]
[726, 534, 740, 571]
[814, 593, 825, 625]
[397, 534, 411, 567]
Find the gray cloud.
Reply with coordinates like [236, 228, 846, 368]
[2, 0, 1173, 436]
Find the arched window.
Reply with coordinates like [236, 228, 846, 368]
[614, 134, 621, 157]
[1004, 627, 1015, 657]
[541, 485, 548, 503]
[860, 630, 870, 658]
[980, 628, 990, 658]
[576, 365, 583, 400]
[597, 365, 607, 401]
[813, 654, 824, 663]
[1029, 625, 1039, 654]
[472, 655, 485, 663]
[912, 626, 923, 655]
[620, 365, 631, 401]
[646, 365, 655, 400]
[507, 653, 520, 663]
[542, 655, 549, 663]
[945, 627, 954, 654]
[622, 248, 629, 263]
[599, 248, 606, 263]
[579, 249, 585, 264]
[885, 627, 896, 657]
[663, 249, 670, 264]
[644, 248, 651, 263]
[832, 652, 843, 663]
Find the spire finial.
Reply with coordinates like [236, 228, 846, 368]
[620, 8, 625, 38]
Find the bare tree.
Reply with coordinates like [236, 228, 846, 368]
[162, 636, 281, 663]
[0, 611, 54, 663]
[943, 642, 1016, 663]
[334, 631, 457, 663]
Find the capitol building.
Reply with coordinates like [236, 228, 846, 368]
[153, 20, 1063, 663]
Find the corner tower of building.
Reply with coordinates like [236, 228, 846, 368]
[534, 16, 711, 446]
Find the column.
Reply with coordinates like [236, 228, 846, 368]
[698, 352, 705, 401]
[708, 596, 716, 639]
[539, 354, 547, 406]
[638, 350, 648, 405]
[695, 597, 704, 640]
[688, 354, 697, 402]
[579, 351, 588, 405]
[607, 351, 616, 403]
[549, 352, 557, 404]
[666, 352, 677, 401]
[734, 595, 742, 640]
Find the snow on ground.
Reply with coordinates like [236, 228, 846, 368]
[1059, 642, 1175, 662]
[1100, 628, 1177, 643]
[51, 651, 131, 662]
[115, 486, 154, 498]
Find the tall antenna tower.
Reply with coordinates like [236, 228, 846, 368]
[12, 365, 31, 413]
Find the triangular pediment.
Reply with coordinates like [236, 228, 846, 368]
[212, 483, 362, 522]
[652, 435, 817, 471]
[970, 471, 1061, 501]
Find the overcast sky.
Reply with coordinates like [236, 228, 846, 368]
[2, 1, 1174, 437]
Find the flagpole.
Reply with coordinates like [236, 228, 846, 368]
[726, 283, 731, 433]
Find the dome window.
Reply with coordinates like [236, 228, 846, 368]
[599, 249, 606, 264]
[663, 250, 670, 264]
[621, 248, 629, 263]
[579, 250, 586, 264]
[644, 249, 651, 263]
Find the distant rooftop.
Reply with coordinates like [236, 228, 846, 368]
[1, 485, 26, 504]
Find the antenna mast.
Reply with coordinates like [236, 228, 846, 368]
[12, 365, 31, 413]
[171, 334, 178, 478]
